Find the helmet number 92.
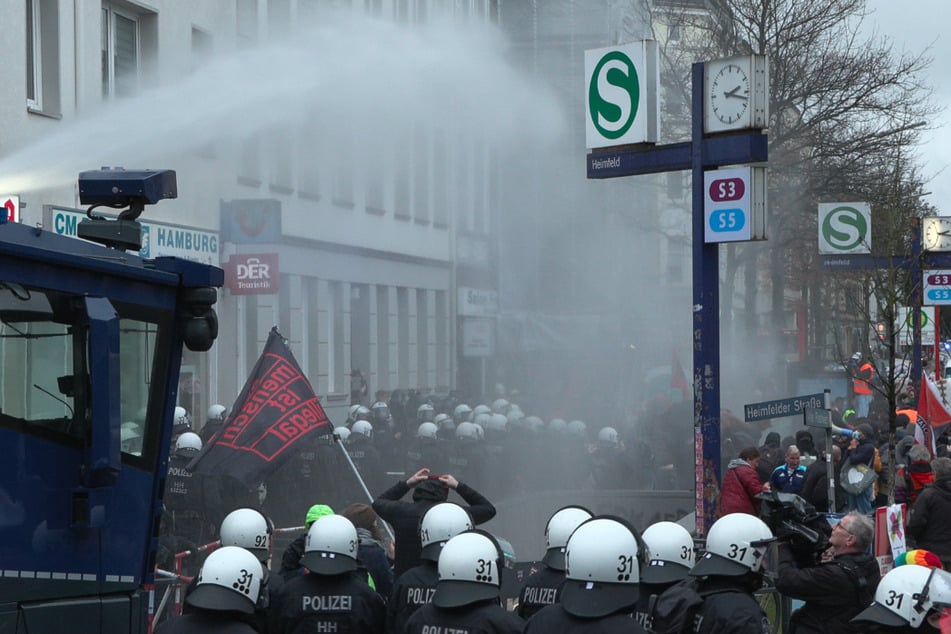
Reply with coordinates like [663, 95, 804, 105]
[254, 535, 269, 548]
[727, 543, 748, 560]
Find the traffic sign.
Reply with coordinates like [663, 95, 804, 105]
[744, 393, 825, 422]
[923, 270, 951, 305]
[584, 42, 659, 149]
[818, 202, 871, 254]
[803, 407, 831, 429]
[704, 166, 766, 242]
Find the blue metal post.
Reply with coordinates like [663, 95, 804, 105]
[912, 218, 922, 388]
[691, 62, 721, 534]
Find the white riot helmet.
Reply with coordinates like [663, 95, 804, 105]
[641, 521, 695, 584]
[486, 414, 508, 433]
[351, 420, 373, 439]
[598, 426, 619, 447]
[471, 422, 485, 440]
[548, 418, 567, 434]
[852, 564, 939, 628]
[173, 406, 191, 432]
[453, 404, 473, 422]
[434, 530, 503, 608]
[434, 413, 451, 427]
[690, 513, 774, 577]
[562, 517, 641, 618]
[207, 404, 227, 421]
[354, 405, 371, 421]
[348, 404, 362, 420]
[523, 415, 544, 432]
[542, 505, 593, 570]
[121, 422, 142, 455]
[174, 431, 202, 457]
[420, 503, 474, 561]
[187, 546, 262, 615]
[491, 398, 510, 414]
[302, 515, 359, 575]
[333, 426, 351, 442]
[473, 412, 491, 428]
[417, 403, 435, 422]
[455, 421, 479, 441]
[567, 420, 587, 438]
[219, 508, 272, 562]
[505, 409, 524, 426]
[417, 422, 439, 440]
[472, 404, 492, 417]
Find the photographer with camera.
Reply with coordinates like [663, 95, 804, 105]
[775, 511, 880, 634]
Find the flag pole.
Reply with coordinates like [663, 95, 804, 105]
[333, 433, 395, 542]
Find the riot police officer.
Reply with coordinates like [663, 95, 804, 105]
[347, 420, 386, 496]
[516, 505, 592, 620]
[633, 520, 695, 629]
[164, 432, 219, 550]
[405, 421, 447, 475]
[404, 530, 524, 634]
[200, 404, 227, 444]
[387, 502, 474, 634]
[269, 515, 385, 634]
[523, 516, 648, 633]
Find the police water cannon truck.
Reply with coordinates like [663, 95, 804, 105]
[0, 169, 222, 632]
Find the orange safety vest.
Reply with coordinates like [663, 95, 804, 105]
[897, 407, 919, 424]
[853, 362, 873, 395]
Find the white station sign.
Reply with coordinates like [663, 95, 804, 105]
[703, 166, 767, 243]
[584, 41, 659, 149]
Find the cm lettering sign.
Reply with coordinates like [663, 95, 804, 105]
[226, 253, 279, 295]
[584, 41, 659, 149]
[818, 202, 871, 255]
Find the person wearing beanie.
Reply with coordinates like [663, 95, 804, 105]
[373, 467, 496, 577]
[342, 502, 394, 600]
[278, 503, 334, 581]
[894, 549, 944, 570]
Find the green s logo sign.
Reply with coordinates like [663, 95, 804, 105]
[821, 205, 868, 251]
[588, 51, 640, 139]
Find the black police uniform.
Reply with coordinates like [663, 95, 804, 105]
[404, 599, 523, 634]
[346, 435, 386, 496]
[632, 581, 674, 631]
[405, 436, 447, 476]
[164, 453, 219, 546]
[154, 607, 258, 634]
[524, 603, 649, 633]
[387, 562, 438, 634]
[268, 570, 385, 634]
[691, 576, 771, 634]
[515, 563, 564, 620]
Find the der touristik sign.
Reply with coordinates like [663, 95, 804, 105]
[226, 253, 279, 295]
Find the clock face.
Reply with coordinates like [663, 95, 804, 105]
[710, 63, 750, 125]
[923, 217, 951, 251]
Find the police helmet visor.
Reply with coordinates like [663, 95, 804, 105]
[559, 579, 639, 618]
[689, 551, 752, 577]
[541, 547, 567, 571]
[185, 583, 255, 615]
[641, 559, 691, 584]
[300, 549, 358, 575]
[432, 579, 500, 609]
[851, 601, 911, 628]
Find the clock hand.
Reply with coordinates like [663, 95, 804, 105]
[724, 87, 748, 100]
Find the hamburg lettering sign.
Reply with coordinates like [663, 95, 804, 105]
[226, 253, 279, 295]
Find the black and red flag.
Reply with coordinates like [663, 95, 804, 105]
[189, 327, 332, 487]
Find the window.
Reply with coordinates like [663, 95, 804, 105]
[102, 6, 139, 99]
[26, 0, 60, 115]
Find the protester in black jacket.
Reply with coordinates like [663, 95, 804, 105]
[908, 457, 951, 570]
[799, 446, 845, 513]
[372, 468, 496, 577]
[775, 512, 880, 634]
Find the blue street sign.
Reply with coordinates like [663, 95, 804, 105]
[744, 393, 825, 422]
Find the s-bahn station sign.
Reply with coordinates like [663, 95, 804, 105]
[584, 41, 659, 149]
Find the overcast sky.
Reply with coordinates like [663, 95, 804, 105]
[865, 0, 950, 213]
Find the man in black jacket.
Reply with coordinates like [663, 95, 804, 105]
[775, 511, 880, 634]
[372, 467, 496, 577]
[908, 456, 951, 570]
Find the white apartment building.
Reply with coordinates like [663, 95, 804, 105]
[3, 0, 500, 425]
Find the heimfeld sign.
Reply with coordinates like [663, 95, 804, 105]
[818, 202, 871, 254]
[584, 42, 659, 149]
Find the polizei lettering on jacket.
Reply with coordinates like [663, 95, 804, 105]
[406, 587, 436, 605]
[522, 586, 558, 606]
[421, 627, 469, 634]
[301, 595, 352, 611]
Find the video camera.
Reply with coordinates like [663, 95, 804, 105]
[756, 491, 830, 560]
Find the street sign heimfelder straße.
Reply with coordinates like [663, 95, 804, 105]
[744, 393, 825, 423]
